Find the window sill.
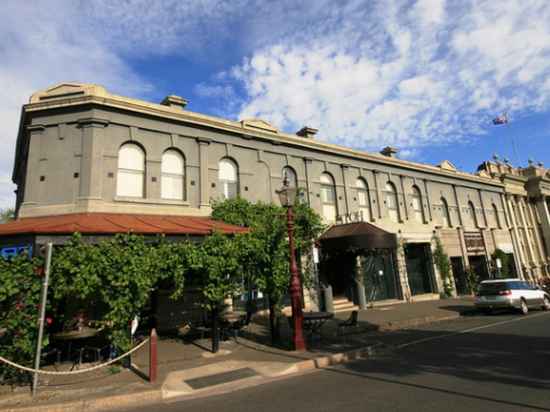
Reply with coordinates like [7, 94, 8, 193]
[114, 196, 190, 206]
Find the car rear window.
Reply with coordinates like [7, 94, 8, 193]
[479, 282, 509, 295]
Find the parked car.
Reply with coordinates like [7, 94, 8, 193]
[475, 279, 550, 315]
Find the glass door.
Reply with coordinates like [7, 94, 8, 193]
[361, 252, 399, 302]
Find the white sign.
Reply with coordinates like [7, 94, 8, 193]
[131, 315, 139, 336]
[497, 243, 513, 254]
[313, 247, 319, 264]
[496, 258, 502, 269]
[335, 211, 365, 225]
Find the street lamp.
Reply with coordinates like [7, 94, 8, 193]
[277, 178, 306, 351]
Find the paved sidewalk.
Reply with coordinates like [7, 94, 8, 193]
[0, 297, 474, 412]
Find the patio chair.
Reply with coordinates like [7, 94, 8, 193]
[41, 347, 61, 370]
[222, 312, 252, 343]
[337, 310, 359, 341]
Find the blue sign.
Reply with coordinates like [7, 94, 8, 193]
[0, 245, 33, 259]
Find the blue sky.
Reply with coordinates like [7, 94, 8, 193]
[1, 0, 550, 208]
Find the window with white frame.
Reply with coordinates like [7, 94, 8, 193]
[282, 166, 297, 188]
[356, 178, 371, 221]
[320, 173, 337, 223]
[117, 143, 145, 197]
[441, 197, 452, 228]
[161, 149, 185, 200]
[385, 182, 400, 222]
[219, 158, 239, 199]
[411, 186, 424, 223]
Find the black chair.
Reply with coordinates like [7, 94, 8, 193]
[222, 312, 252, 342]
[41, 347, 62, 370]
[337, 310, 359, 341]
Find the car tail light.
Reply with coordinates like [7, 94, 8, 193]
[498, 290, 512, 296]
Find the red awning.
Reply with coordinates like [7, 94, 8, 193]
[0, 213, 248, 236]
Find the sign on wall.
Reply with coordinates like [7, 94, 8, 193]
[464, 232, 484, 254]
[336, 211, 366, 225]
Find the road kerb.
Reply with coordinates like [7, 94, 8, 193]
[1, 388, 161, 412]
[1, 311, 466, 411]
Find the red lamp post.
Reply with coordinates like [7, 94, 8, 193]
[277, 178, 306, 351]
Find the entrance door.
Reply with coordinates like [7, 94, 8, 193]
[320, 251, 355, 299]
[361, 252, 399, 302]
[405, 244, 435, 295]
[469, 255, 490, 281]
[450, 257, 468, 295]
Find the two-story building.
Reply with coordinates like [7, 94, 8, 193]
[2, 83, 549, 313]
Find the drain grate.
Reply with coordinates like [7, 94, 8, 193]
[184, 367, 258, 390]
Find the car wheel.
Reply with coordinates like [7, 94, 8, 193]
[520, 299, 529, 315]
[542, 296, 550, 311]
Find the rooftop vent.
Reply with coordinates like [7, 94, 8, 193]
[380, 146, 398, 158]
[296, 126, 318, 139]
[160, 95, 188, 110]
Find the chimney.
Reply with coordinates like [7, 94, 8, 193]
[380, 146, 398, 158]
[296, 126, 318, 139]
[160, 95, 188, 110]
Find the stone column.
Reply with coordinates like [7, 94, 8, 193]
[354, 256, 367, 310]
[536, 196, 550, 256]
[457, 226, 469, 270]
[22, 125, 46, 206]
[506, 195, 526, 279]
[526, 201, 546, 268]
[423, 179, 433, 222]
[478, 189, 489, 228]
[517, 197, 538, 274]
[341, 164, 351, 215]
[399, 175, 409, 222]
[77, 118, 108, 202]
[303, 157, 313, 207]
[197, 137, 211, 209]
[373, 170, 383, 219]
[396, 238, 412, 301]
[452, 185, 464, 227]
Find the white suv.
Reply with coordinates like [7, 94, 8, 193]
[475, 278, 550, 315]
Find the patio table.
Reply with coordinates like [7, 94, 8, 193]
[303, 311, 334, 341]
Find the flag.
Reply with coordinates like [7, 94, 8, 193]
[492, 113, 508, 125]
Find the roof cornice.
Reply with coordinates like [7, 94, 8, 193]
[22, 89, 504, 189]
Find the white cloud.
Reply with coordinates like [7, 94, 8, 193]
[228, 0, 550, 155]
[0, 1, 155, 209]
[3, 0, 550, 208]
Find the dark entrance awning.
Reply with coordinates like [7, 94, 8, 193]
[319, 222, 397, 252]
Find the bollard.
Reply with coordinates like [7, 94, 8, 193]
[149, 329, 157, 384]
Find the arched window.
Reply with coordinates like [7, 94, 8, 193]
[117, 143, 145, 197]
[492, 204, 501, 228]
[282, 166, 297, 188]
[320, 173, 337, 223]
[219, 158, 239, 199]
[468, 201, 478, 228]
[161, 149, 185, 200]
[356, 178, 371, 221]
[411, 186, 424, 223]
[441, 197, 451, 228]
[385, 182, 400, 223]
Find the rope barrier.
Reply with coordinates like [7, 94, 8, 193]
[0, 337, 150, 376]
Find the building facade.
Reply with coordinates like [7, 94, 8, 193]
[8, 83, 550, 311]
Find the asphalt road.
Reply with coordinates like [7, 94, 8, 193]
[127, 311, 550, 412]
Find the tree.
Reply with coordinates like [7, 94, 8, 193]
[433, 236, 453, 297]
[0, 253, 44, 384]
[492, 248, 510, 278]
[0, 208, 15, 223]
[211, 198, 323, 343]
[51, 233, 181, 350]
[173, 232, 243, 353]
